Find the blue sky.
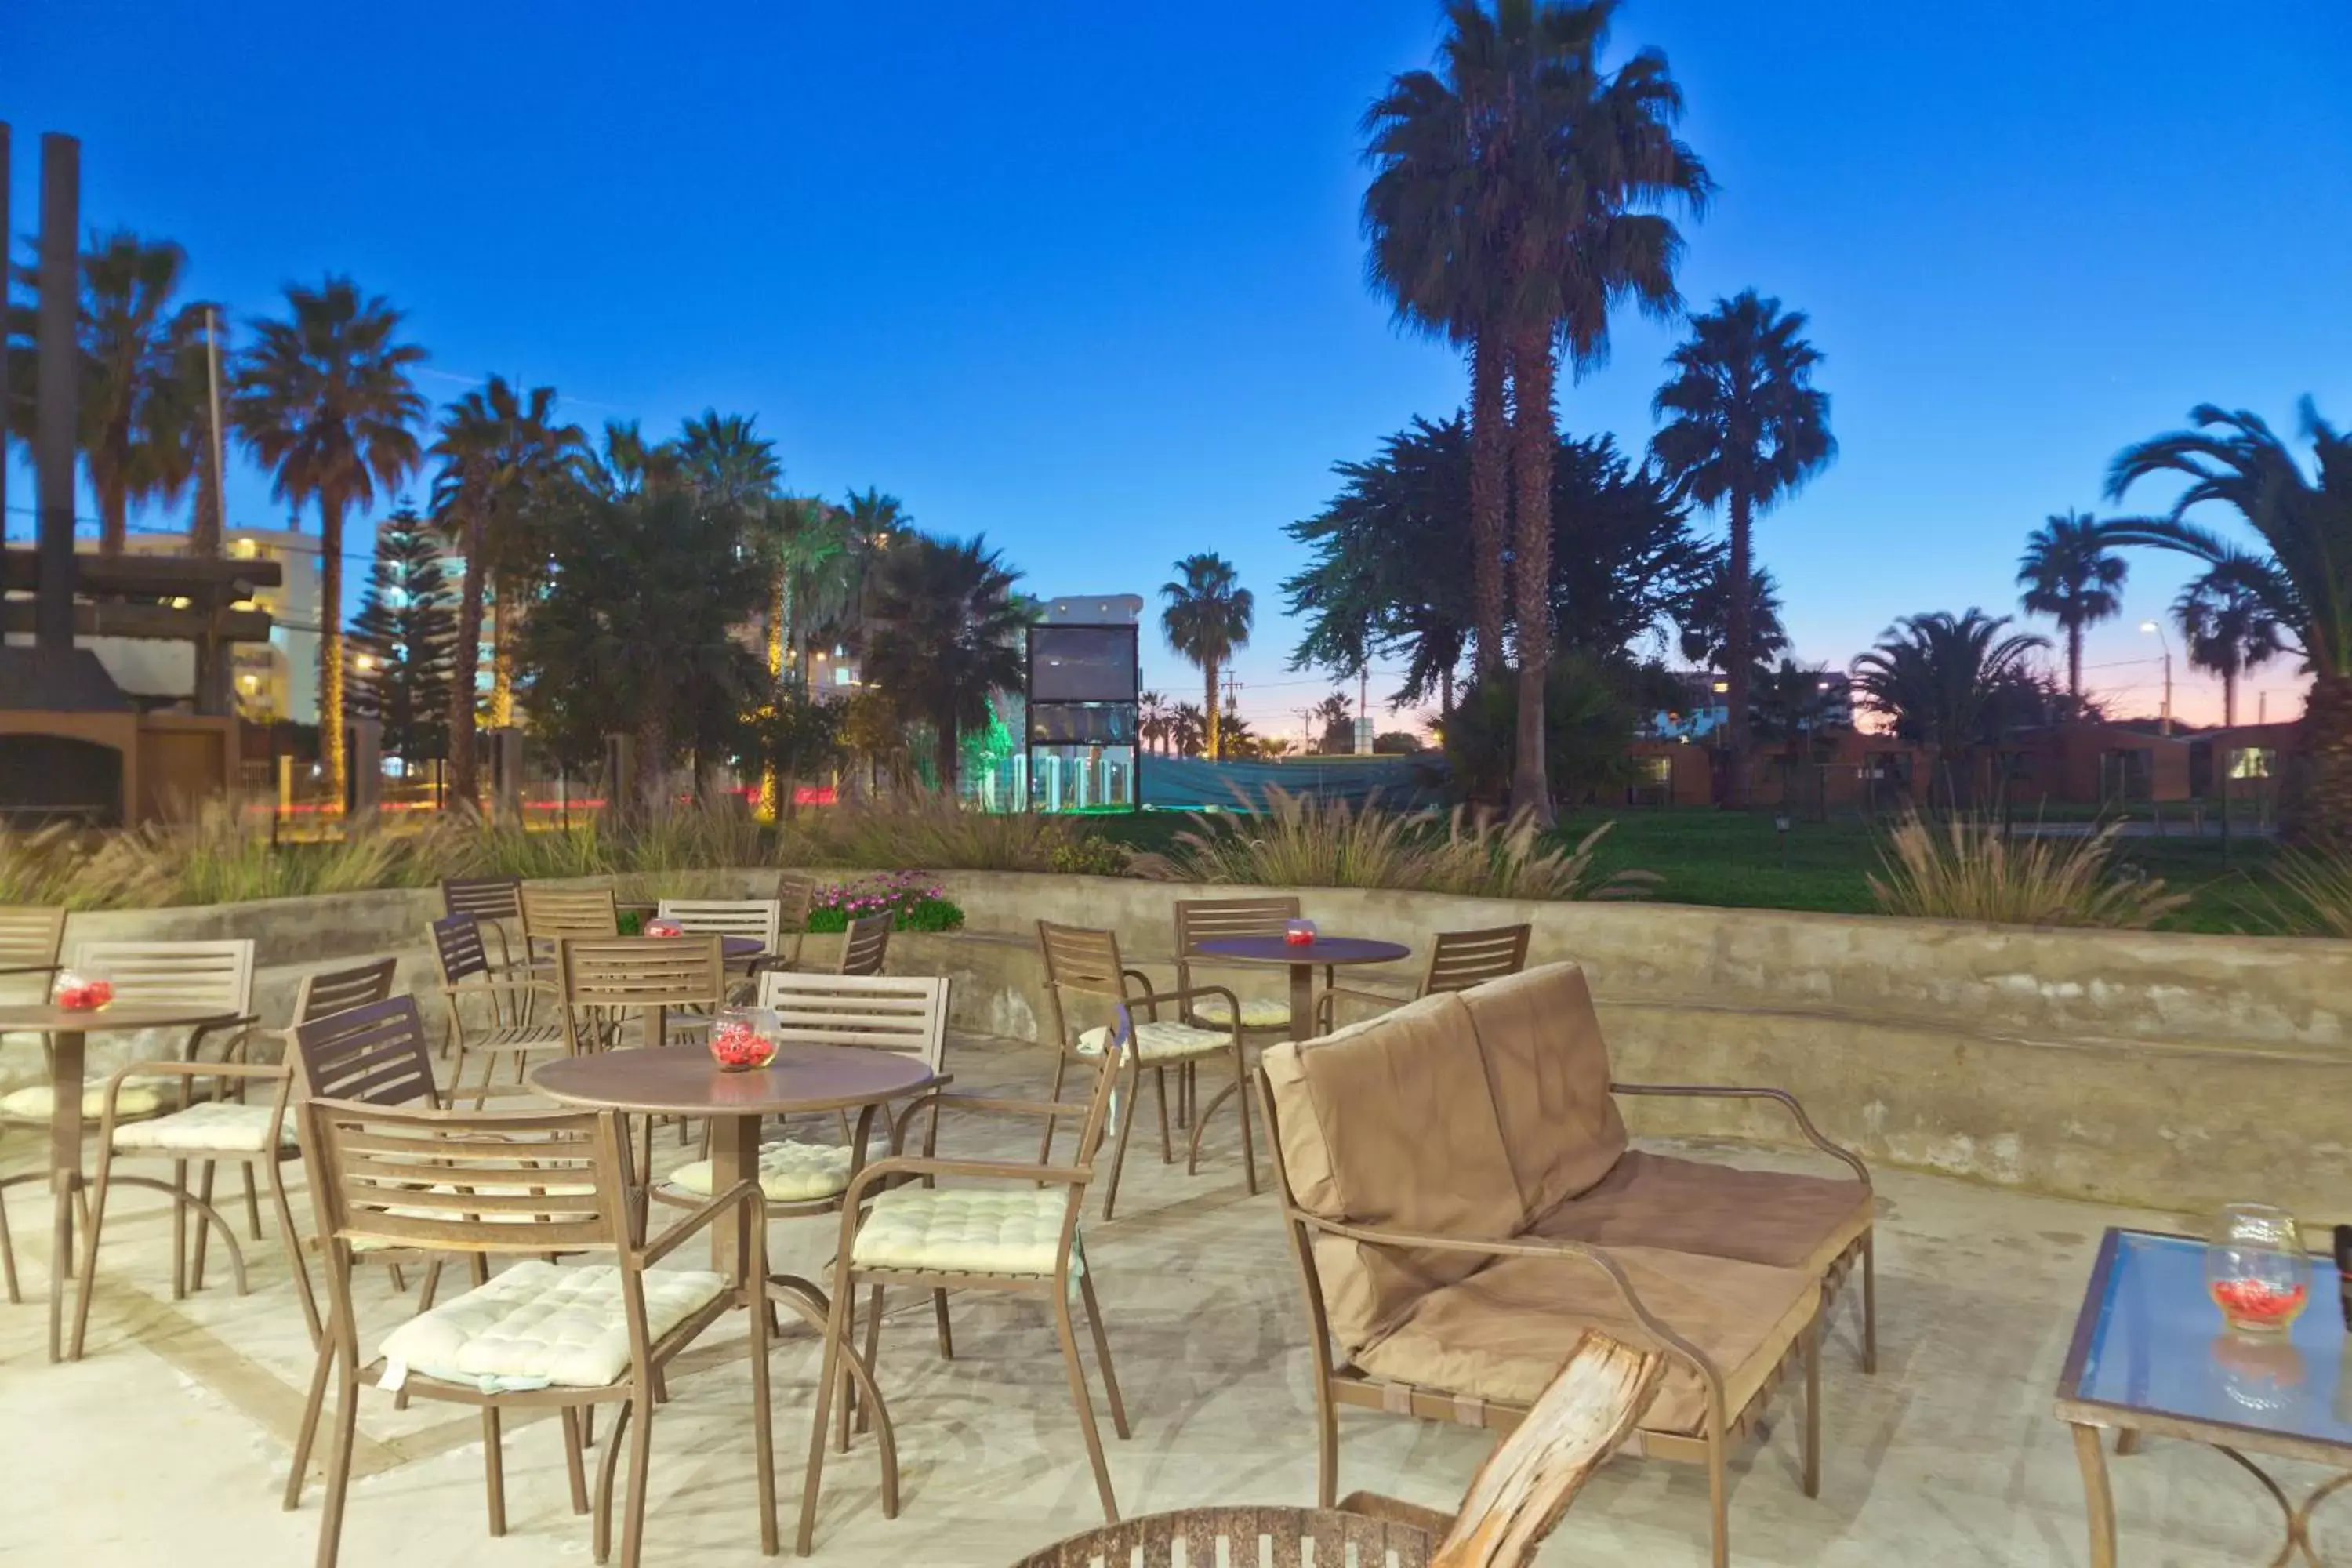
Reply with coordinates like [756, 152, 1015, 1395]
[7, 0, 2349, 732]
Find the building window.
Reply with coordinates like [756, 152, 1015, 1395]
[2230, 747, 2274, 780]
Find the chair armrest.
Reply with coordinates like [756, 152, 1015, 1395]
[1289, 1213, 1724, 1397]
[445, 977, 564, 1000]
[1312, 982, 1410, 1032]
[186, 1014, 263, 1062]
[886, 1089, 1083, 1149]
[1608, 1082, 1869, 1185]
[641, 1178, 768, 1271]
[93, 1058, 291, 1138]
[842, 1153, 1091, 1209]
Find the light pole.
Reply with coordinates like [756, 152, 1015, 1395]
[2139, 620, 2173, 735]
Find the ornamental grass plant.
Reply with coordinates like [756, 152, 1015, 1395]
[1867, 811, 2189, 928]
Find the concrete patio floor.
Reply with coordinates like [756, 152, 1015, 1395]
[2, 1033, 2339, 1567]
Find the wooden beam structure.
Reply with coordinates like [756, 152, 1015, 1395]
[1, 548, 283, 602]
[0, 603, 274, 642]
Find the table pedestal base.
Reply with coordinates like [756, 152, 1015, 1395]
[2076, 1423, 2352, 1566]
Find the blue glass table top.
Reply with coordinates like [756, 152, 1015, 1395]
[2063, 1229, 2352, 1450]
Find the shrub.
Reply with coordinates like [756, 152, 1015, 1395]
[2266, 842, 2352, 938]
[797, 792, 1094, 873]
[1867, 811, 2189, 928]
[1047, 833, 1133, 877]
[1167, 787, 1656, 901]
[804, 870, 966, 932]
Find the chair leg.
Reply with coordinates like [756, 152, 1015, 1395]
[1076, 1269, 1129, 1440]
[1098, 1054, 1144, 1221]
[1860, 1231, 1878, 1374]
[241, 1163, 263, 1240]
[170, 1157, 190, 1299]
[833, 1283, 859, 1453]
[1802, 1323, 1822, 1499]
[0, 1172, 18, 1305]
[191, 1160, 217, 1293]
[267, 1157, 321, 1346]
[619, 1394, 655, 1568]
[1053, 1276, 1120, 1523]
[482, 1406, 508, 1535]
[285, 1334, 334, 1511]
[69, 1134, 118, 1361]
[1153, 1066, 1173, 1163]
[747, 1265, 780, 1556]
[314, 1341, 361, 1568]
[855, 1281, 884, 1436]
[797, 1268, 855, 1555]
[561, 1407, 591, 1515]
[1707, 1421, 1730, 1568]
[1231, 1044, 1258, 1194]
[1038, 1054, 1069, 1165]
[594, 1399, 633, 1563]
[932, 1289, 954, 1360]
[1314, 1369, 1340, 1508]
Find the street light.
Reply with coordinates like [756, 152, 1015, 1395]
[2139, 620, 2172, 735]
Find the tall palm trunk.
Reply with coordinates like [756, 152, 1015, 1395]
[1725, 487, 1755, 808]
[2299, 672, 2352, 844]
[637, 703, 670, 816]
[318, 492, 349, 808]
[98, 477, 128, 556]
[2066, 619, 2085, 706]
[1468, 332, 1510, 679]
[191, 436, 222, 556]
[488, 578, 514, 728]
[1506, 332, 1556, 825]
[1204, 660, 1222, 760]
[934, 717, 960, 794]
[448, 512, 486, 811]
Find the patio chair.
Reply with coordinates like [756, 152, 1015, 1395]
[1171, 896, 1301, 1130]
[776, 873, 818, 969]
[656, 898, 782, 953]
[835, 911, 893, 977]
[797, 1014, 1131, 1553]
[67, 956, 397, 1359]
[0, 938, 257, 1127]
[557, 935, 727, 1054]
[1312, 922, 1532, 1033]
[0, 903, 67, 984]
[432, 913, 567, 1105]
[1036, 920, 1254, 1218]
[521, 883, 619, 968]
[295, 1098, 776, 1568]
[441, 875, 528, 974]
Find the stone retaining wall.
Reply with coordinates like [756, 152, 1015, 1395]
[9, 869, 2346, 1215]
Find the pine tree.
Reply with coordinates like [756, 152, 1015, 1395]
[351, 506, 459, 767]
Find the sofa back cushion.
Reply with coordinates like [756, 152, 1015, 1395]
[1459, 962, 1627, 1223]
[1261, 990, 1523, 1355]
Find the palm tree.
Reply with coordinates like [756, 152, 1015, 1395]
[2014, 510, 2126, 706]
[232, 277, 426, 805]
[767, 495, 851, 688]
[1138, 691, 1170, 756]
[1677, 557, 1789, 675]
[675, 408, 780, 508]
[1169, 702, 1208, 759]
[1849, 609, 2046, 808]
[1366, 1, 1707, 825]
[1650, 291, 1835, 808]
[426, 376, 586, 806]
[2104, 401, 2352, 839]
[861, 533, 1029, 790]
[580, 417, 680, 497]
[2173, 550, 2285, 733]
[1160, 553, 1254, 760]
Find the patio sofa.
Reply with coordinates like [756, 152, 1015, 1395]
[1259, 961, 1875, 1568]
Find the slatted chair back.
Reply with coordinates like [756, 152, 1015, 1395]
[0, 905, 67, 978]
[1173, 895, 1301, 993]
[290, 957, 401, 1026]
[75, 938, 255, 1018]
[1036, 921, 1142, 1051]
[1421, 924, 1533, 996]
[753, 971, 951, 1072]
[775, 873, 817, 935]
[835, 913, 891, 977]
[286, 996, 441, 1109]
[304, 1099, 628, 1260]
[560, 936, 726, 1010]
[656, 898, 782, 952]
[520, 884, 619, 943]
[441, 875, 524, 925]
[430, 913, 496, 985]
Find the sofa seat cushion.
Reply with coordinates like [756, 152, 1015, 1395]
[1076, 1019, 1231, 1063]
[853, 1185, 1076, 1279]
[1457, 964, 1628, 1222]
[111, 1101, 292, 1154]
[378, 1260, 728, 1391]
[1354, 1245, 1819, 1437]
[1527, 1150, 1873, 1277]
[2, 1081, 166, 1123]
[668, 1141, 851, 1204]
[1185, 994, 1291, 1030]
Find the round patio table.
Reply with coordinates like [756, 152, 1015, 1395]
[1190, 935, 1413, 1040]
[0, 1002, 241, 1362]
[530, 1043, 938, 1274]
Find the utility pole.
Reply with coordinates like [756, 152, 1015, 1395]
[35, 132, 80, 652]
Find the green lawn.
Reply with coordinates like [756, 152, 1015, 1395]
[1095, 804, 2298, 935]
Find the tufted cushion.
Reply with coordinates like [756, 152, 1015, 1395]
[852, 1186, 1079, 1279]
[668, 1141, 851, 1204]
[378, 1260, 728, 1391]
[1076, 1019, 1231, 1063]
[1187, 994, 1292, 1030]
[2, 1081, 165, 1123]
[111, 1101, 293, 1154]
[1457, 963, 1627, 1221]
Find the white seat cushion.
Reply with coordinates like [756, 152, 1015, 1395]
[852, 1185, 1079, 1279]
[668, 1141, 851, 1204]
[1187, 994, 1291, 1029]
[2, 1081, 165, 1123]
[378, 1260, 728, 1391]
[1076, 1019, 1232, 1063]
[111, 1101, 292, 1154]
